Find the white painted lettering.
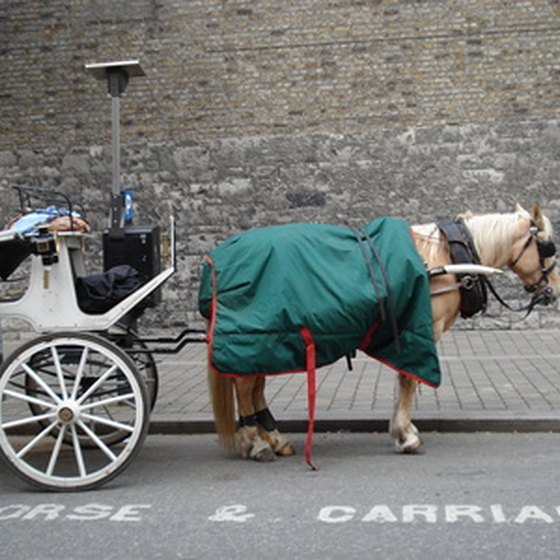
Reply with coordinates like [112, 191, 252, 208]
[110, 505, 151, 522]
[0, 505, 31, 520]
[317, 506, 355, 523]
[514, 506, 553, 524]
[209, 505, 255, 523]
[445, 505, 484, 523]
[402, 505, 437, 523]
[361, 505, 398, 523]
[22, 504, 65, 521]
[490, 504, 507, 523]
[66, 504, 114, 521]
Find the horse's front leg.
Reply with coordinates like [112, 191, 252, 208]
[389, 374, 422, 453]
[252, 376, 296, 457]
[234, 376, 277, 462]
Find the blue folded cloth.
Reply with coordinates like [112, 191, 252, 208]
[9, 206, 79, 235]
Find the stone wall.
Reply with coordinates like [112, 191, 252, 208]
[2, 0, 560, 339]
[2, 1, 560, 148]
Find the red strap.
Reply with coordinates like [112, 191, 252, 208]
[300, 327, 319, 471]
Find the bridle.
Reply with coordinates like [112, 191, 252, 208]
[435, 216, 558, 318]
[508, 222, 557, 305]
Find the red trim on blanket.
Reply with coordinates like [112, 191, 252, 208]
[358, 322, 379, 351]
[362, 350, 439, 389]
[300, 327, 319, 471]
[205, 256, 217, 370]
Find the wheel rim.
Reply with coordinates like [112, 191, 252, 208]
[0, 334, 148, 490]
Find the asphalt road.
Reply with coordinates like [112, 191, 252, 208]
[1, 432, 560, 559]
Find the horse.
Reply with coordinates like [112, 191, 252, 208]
[200, 203, 560, 463]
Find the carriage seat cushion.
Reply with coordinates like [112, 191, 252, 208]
[199, 217, 441, 387]
[75, 265, 148, 314]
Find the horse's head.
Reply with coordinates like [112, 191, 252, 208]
[460, 203, 559, 307]
[508, 203, 559, 306]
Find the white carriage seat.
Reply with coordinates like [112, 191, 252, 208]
[0, 229, 175, 333]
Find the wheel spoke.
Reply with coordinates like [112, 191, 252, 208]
[80, 412, 135, 433]
[21, 363, 62, 404]
[2, 389, 58, 410]
[3, 411, 57, 430]
[70, 424, 86, 477]
[50, 346, 69, 400]
[16, 420, 59, 459]
[77, 420, 117, 461]
[46, 424, 67, 476]
[76, 365, 118, 405]
[80, 392, 135, 411]
[70, 346, 90, 400]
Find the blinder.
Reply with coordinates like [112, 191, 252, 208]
[518, 223, 558, 300]
[537, 239, 557, 260]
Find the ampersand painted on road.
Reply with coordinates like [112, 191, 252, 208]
[209, 504, 255, 523]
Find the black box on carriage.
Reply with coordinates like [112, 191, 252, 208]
[102, 225, 162, 306]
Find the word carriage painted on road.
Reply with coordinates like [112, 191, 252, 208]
[318, 505, 560, 524]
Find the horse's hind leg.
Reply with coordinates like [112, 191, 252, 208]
[234, 376, 276, 462]
[252, 376, 295, 457]
[389, 374, 422, 453]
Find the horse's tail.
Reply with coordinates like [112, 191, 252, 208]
[207, 365, 237, 450]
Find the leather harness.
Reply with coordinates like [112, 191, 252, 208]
[437, 218, 488, 318]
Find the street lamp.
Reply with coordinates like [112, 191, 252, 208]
[85, 60, 146, 238]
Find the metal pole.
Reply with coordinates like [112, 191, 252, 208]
[111, 95, 121, 198]
[107, 70, 127, 237]
[85, 61, 145, 238]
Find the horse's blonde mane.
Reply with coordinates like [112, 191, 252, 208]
[411, 222, 442, 263]
[460, 207, 553, 266]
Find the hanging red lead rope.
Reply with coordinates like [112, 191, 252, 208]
[300, 327, 319, 471]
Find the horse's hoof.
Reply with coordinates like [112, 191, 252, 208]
[394, 433, 423, 454]
[253, 445, 277, 462]
[276, 442, 296, 457]
[258, 428, 295, 457]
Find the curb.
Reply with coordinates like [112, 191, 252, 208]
[147, 416, 560, 435]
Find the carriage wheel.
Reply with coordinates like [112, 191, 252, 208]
[26, 331, 158, 448]
[0, 333, 149, 491]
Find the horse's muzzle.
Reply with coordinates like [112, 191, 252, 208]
[534, 285, 556, 306]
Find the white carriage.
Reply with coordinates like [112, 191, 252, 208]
[0, 61, 205, 491]
[0, 185, 188, 491]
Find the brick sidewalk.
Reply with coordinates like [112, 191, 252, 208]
[150, 329, 560, 433]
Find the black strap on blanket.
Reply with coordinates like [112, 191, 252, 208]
[437, 218, 488, 318]
[350, 227, 401, 354]
[351, 228, 386, 322]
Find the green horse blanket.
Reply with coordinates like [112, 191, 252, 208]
[199, 217, 441, 388]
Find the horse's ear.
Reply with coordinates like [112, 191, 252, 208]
[516, 202, 527, 214]
[531, 202, 545, 229]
